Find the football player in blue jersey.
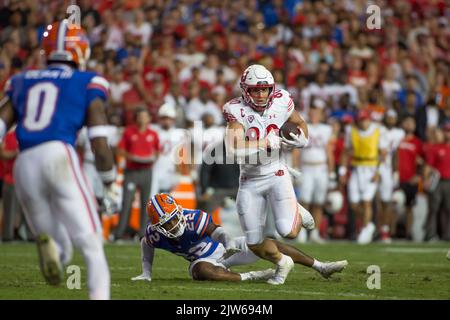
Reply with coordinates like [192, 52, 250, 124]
[132, 194, 348, 282]
[0, 20, 115, 299]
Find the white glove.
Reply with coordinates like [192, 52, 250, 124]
[131, 274, 151, 282]
[102, 183, 121, 216]
[264, 130, 282, 150]
[281, 128, 309, 148]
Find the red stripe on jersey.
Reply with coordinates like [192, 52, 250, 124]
[194, 212, 203, 231]
[200, 215, 210, 237]
[290, 205, 299, 234]
[87, 83, 108, 95]
[63, 145, 97, 232]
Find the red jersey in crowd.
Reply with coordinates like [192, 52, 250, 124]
[397, 135, 424, 183]
[118, 125, 160, 170]
[425, 143, 450, 180]
[2, 130, 18, 185]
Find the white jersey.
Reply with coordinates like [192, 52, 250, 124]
[151, 125, 188, 191]
[77, 126, 121, 162]
[300, 123, 332, 164]
[380, 126, 405, 169]
[223, 88, 295, 176]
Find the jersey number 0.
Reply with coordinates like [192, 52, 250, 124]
[24, 82, 59, 131]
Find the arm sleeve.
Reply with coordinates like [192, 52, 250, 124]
[210, 226, 233, 247]
[141, 237, 155, 277]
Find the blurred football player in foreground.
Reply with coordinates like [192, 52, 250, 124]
[0, 20, 115, 299]
[132, 194, 348, 282]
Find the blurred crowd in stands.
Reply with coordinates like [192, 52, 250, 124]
[0, 0, 449, 243]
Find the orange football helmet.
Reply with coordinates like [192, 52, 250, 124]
[41, 19, 91, 70]
[146, 194, 186, 238]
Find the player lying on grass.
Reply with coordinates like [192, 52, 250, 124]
[131, 193, 348, 283]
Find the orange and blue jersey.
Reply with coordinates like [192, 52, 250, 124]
[145, 209, 219, 262]
[4, 64, 109, 151]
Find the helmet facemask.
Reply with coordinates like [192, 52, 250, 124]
[153, 205, 186, 239]
[242, 83, 275, 112]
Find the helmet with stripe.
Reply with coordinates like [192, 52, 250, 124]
[146, 194, 186, 238]
[41, 19, 91, 70]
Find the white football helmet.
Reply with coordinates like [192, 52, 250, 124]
[325, 191, 344, 215]
[240, 64, 275, 112]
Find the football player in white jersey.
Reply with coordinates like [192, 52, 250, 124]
[223, 65, 346, 285]
[77, 119, 122, 209]
[377, 109, 405, 243]
[292, 100, 335, 243]
[151, 103, 187, 193]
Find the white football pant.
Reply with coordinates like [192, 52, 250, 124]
[236, 167, 300, 245]
[14, 141, 110, 300]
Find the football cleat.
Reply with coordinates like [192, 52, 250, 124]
[357, 222, 375, 245]
[447, 250, 450, 260]
[36, 234, 62, 286]
[267, 255, 294, 285]
[247, 269, 276, 281]
[318, 260, 348, 279]
[131, 274, 152, 282]
[298, 203, 315, 230]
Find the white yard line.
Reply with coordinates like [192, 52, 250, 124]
[144, 285, 405, 300]
[382, 248, 448, 253]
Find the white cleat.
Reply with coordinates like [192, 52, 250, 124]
[357, 222, 375, 245]
[319, 260, 348, 279]
[247, 269, 276, 281]
[447, 250, 450, 260]
[36, 234, 62, 286]
[298, 203, 315, 230]
[267, 256, 294, 285]
[131, 274, 152, 282]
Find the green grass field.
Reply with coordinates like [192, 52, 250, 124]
[0, 242, 449, 300]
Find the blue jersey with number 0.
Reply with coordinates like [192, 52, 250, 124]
[145, 209, 219, 262]
[4, 64, 109, 151]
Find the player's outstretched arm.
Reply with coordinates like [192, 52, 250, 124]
[0, 97, 17, 140]
[86, 98, 115, 184]
[131, 237, 154, 282]
[206, 222, 241, 260]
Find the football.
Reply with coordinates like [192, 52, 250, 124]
[279, 121, 301, 141]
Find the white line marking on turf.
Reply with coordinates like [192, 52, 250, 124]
[147, 285, 404, 300]
[382, 248, 447, 253]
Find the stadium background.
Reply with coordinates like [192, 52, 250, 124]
[0, 0, 449, 300]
